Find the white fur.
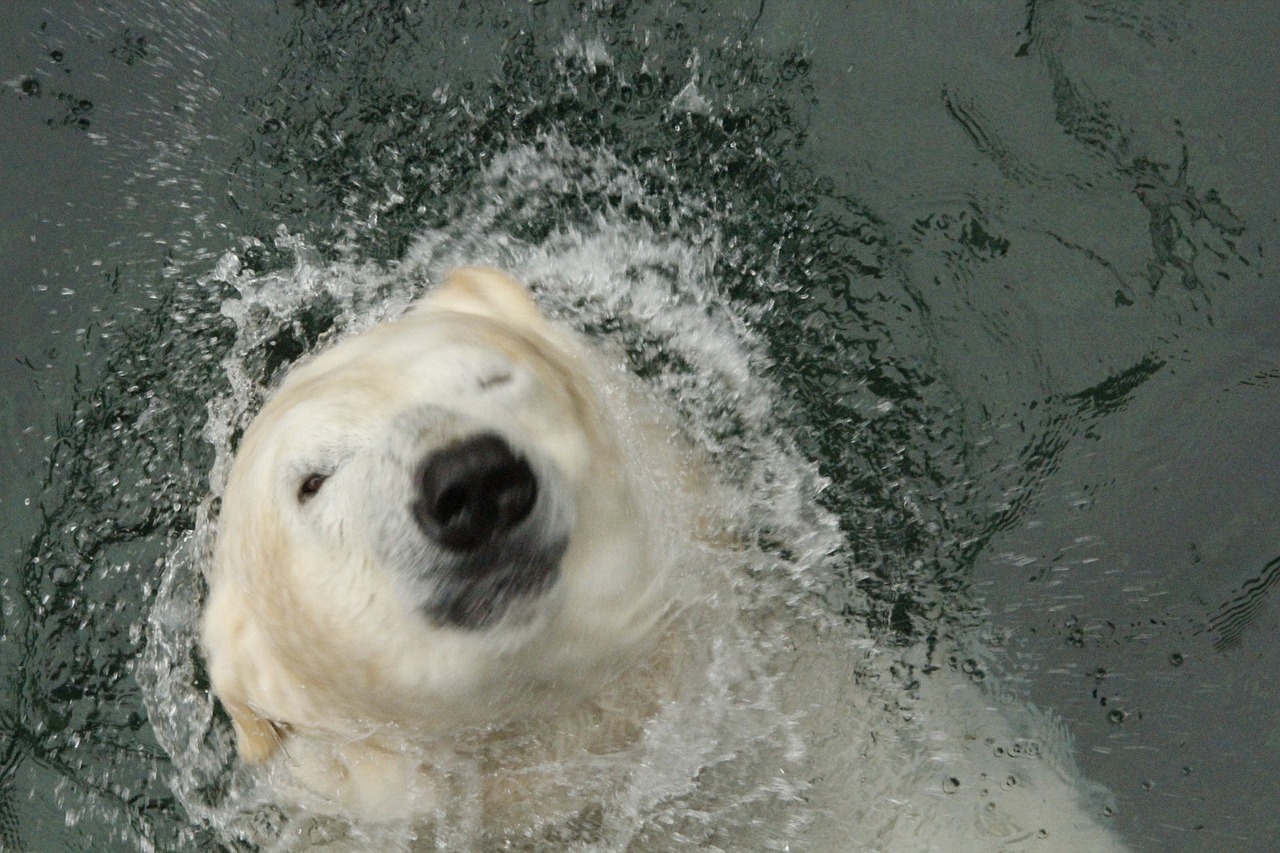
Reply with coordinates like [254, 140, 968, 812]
[202, 268, 680, 821]
[201, 267, 1129, 851]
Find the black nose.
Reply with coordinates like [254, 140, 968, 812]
[412, 434, 537, 551]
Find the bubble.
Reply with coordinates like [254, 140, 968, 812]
[960, 657, 985, 682]
[1169, 652, 1184, 666]
[1107, 708, 1128, 724]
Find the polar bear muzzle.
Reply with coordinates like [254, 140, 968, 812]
[408, 431, 570, 630]
[412, 432, 538, 550]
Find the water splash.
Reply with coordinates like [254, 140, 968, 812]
[139, 135, 853, 849]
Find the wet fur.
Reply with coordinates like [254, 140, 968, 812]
[201, 268, 685, 823]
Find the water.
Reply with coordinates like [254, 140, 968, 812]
[2, 1, 1277, 850]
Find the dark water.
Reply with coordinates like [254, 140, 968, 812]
[1, 1, 1276, 850]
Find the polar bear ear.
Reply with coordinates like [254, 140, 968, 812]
[224, 697, 289, 764]
[413, 267, 547, 328]
[202, 591, 290, 764]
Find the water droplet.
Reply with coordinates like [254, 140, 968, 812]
[1108, 708, 1128, 724]
[942, 776, 960, 794]
[1169, 652, 1184, 666]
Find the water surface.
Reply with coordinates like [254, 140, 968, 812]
[1, 1, 1277, 850]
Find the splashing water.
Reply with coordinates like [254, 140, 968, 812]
[136, 114, 1132, 848]
[11, 5, 1178, 848]
[139, 135, 857, 850]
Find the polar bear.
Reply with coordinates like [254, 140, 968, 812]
[200, 267, 1129, 851]
[201, 267, 698, 834]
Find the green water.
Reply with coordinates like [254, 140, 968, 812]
[1, 1, 1276, 849]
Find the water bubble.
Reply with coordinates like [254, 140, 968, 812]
[1169, 652, 1184, 666]
[960, 658, 986, 682]
[635, 71, 656, 99]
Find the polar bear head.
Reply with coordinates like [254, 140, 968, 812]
[201, 268, 674, 768]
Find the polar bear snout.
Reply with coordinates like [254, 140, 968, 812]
[412, 433, 538, 551]
[398, 428, 573, 631]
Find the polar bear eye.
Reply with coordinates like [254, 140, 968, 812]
[298, 473, 329, 503]
[477, 370, 513, 390]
